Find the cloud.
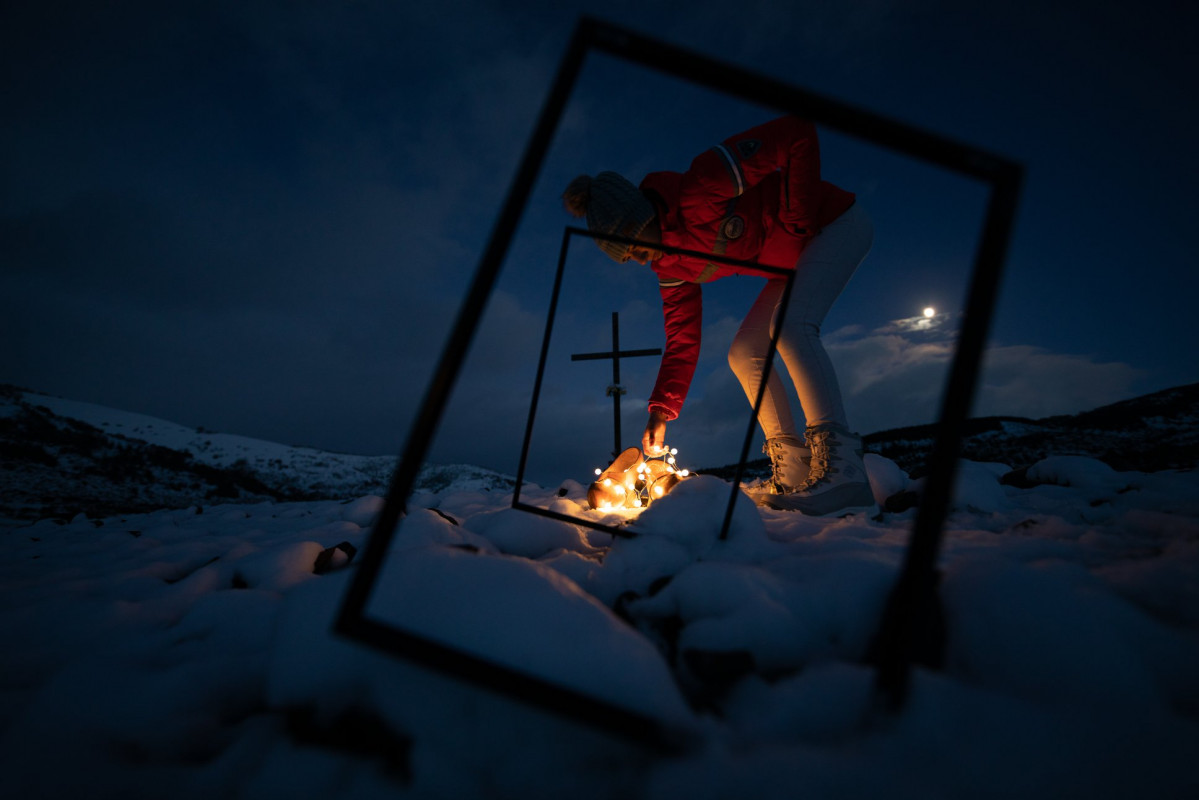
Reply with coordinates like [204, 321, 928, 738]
[823, 319, 1145, 434]
[826, 328, 956, 433]
[874, 311, 956, 335]
[975, 345, 1146, 420]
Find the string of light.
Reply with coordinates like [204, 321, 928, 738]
[587, 446, 691, 511]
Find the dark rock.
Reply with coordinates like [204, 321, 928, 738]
[884, 490, 920, 513]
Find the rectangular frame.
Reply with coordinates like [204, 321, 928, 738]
[511, 225, 797, 541]
[336, 15, 1022, 744]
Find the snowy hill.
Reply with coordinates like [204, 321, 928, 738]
[0, 385, 514, 523]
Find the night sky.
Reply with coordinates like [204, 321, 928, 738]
[3, 0, 1196, 485]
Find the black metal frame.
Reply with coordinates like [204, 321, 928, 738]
[336, 16, 1022, 745]
[511, 225, 795, 541]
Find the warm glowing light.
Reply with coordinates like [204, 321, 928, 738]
[586, 445, 693, 511]
[923, 307, 936, 318]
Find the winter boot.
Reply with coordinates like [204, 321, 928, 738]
[744, 438, 809, 502]
[754, 438, 811, 495]
[761, 425, 877, 516]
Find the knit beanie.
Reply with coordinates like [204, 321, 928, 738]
[562, 171, 656, 263]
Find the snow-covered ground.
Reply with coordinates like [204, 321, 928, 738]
[2, 454, 1198, 799]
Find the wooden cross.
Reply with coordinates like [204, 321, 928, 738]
[571, 311, 662, 459]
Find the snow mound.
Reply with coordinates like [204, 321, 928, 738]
[864, 453, 908, 505]
[952, 459, 1012, 513]
[630, 475, 770, 557]
[230, 541, 326, 591]
[466, 506, 596, 558]
[389, 508, 498, 555]
[1027, 455, 1131, 491]
[341, 495, 384, 526]
[364, 545, 692, 725]
[629, 552, 895, 673]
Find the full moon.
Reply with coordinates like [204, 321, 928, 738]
[923, 307, 936, 318]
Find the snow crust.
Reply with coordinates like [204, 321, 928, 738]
[2, 454, 1198, 799]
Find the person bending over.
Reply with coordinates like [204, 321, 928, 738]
[563, 116, 875, 516]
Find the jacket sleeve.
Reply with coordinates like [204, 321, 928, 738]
[678, 115, 822, 236]
[648, 280, 702, 420]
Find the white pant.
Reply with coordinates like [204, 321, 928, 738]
[728, 202, 874, 441]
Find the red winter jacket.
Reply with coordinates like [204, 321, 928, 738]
[639, 116, 856, 420]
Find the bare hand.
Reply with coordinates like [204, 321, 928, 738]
[642, 410, 669, 456]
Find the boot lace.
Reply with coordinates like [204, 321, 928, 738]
[763, 440, 800, 493]
[762, 440, 785, 492]
[797, 429, 837, 491]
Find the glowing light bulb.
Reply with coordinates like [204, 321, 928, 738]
[589, 444, 692, 511]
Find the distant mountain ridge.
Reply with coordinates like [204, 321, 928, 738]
[4, 382, 1196, 523]
[865, 382, 1199, 476]
[702, 382, 1199, 481]
[0, 385, 514, 523]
